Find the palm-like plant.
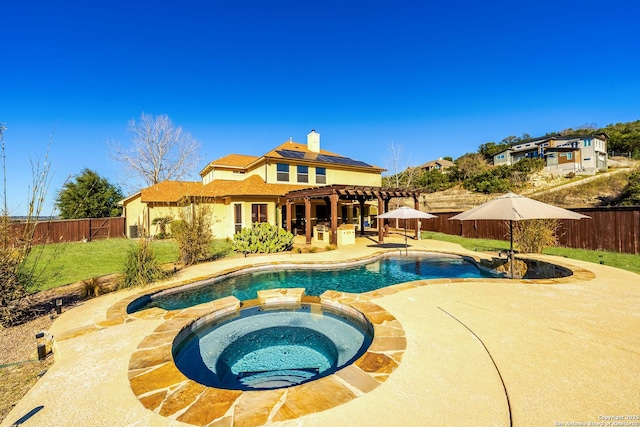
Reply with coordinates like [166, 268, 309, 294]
[151, 216, 173, 238]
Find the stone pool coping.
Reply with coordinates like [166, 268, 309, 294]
[127, 288, 406, 426]
[106, 249, 595, 327]
[9, 236, 638, 427]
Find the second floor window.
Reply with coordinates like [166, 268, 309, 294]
[316, 167, 326, 184]
[297, 165, 308, 183]
[277, 163, 289, 182]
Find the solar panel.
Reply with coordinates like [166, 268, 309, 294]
[276, 150, 372, 168]
[276, 150, 305, 159]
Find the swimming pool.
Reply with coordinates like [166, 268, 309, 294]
[130, 252, 498, 313]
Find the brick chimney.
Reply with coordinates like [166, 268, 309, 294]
[307, 130, 320, 153]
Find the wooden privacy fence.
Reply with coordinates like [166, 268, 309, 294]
[401, 206, 640, 255]
[11, 217, 126, 244]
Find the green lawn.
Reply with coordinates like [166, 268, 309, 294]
[24, 238, 234, 291]
[421, 231, 640, 274]
[23, 233, 639, 292]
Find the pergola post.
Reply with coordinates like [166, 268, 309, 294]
[414, 197, 420, 240]
[330, 193, 338, 246]
[304, 197, 311, 245]
[377, 196, 384, 244]
[358, 197, 366, 236]
[286, 201, 292, 234]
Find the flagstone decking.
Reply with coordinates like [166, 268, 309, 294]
[2, 236, 639, 427]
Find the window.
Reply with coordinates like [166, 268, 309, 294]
[297, 165, 308, 183]
[316, 167, 326, 184]
[567, 152, 572, 160]
[497, 154, 505, 160]
[277, 164, 289, 182]
[251, 204, 267, 223]
[234, 204, 242, 233]
[584, 139, 592, 147]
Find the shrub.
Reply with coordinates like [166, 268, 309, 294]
[618, 167, 640, 206]
[172, 205, 213, 265]
[120, 238, 165, 289]
[233, 223, 294, 254]
[151, 215, 173, 238]
[513, 219, 559, 253]
[82, 277, 101, 298]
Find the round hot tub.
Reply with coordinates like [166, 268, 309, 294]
[173, 302, 374, 390]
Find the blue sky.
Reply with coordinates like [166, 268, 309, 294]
[2, 0, 639, 215]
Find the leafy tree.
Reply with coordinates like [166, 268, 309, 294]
[600, 120, 640, 158]
[55, 168, 123, 219]
[455, 153, 488, 179]
[617, 168, 640, 206]
[414, 169, 455, 192]
[108, 113, 200, 190]
[478, 141, 511, 161]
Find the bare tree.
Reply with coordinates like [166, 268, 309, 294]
[1, 124, 55, 326]
[382, 141, 419, 190]
[382, 141, 420, 218]
[109, 113, 200, 190]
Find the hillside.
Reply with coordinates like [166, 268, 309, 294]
[422, 159, 638, 211]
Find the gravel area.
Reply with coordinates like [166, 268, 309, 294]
[0, 283, 85, 424]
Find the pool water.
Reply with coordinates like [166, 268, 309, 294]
[138, 254, 496, 312]
[173, 303, 373, 390]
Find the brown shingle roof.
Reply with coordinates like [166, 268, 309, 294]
[226, 175, 308, 196]
[140, 181, 204, 203]
[140, 176, 309, 203]
[209, 154, 259, 168]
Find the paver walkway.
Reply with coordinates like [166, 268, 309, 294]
[3, 235, 639, 427]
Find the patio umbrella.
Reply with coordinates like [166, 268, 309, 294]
[378, 206, 437, 255]
[449, 192, 589, 277]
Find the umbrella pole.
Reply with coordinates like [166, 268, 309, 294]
[510, 220, 514, 279]
[404, 224, 408, 255]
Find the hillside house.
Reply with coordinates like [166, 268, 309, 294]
[418, 157, 455, 172]
[492, 133, 608, 174]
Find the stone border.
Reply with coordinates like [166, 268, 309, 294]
[127, 289, 406, 426]
[115, 250, 594, 322]
[96, 250, 596, 338]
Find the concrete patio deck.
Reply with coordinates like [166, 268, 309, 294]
[3, 235, 639, 427]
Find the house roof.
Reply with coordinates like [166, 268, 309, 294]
[259, 141, 384, 171]
[199, 154, 259, 176]
[418, 158, 455, 169]
[140, 181, 204, 203]
[140, 175, 309, 203]
[203, 175, 308, 198]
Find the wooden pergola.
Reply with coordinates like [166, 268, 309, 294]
[284, 185, 422, 246]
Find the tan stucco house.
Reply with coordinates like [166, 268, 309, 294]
[120, 130, 386, 240]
